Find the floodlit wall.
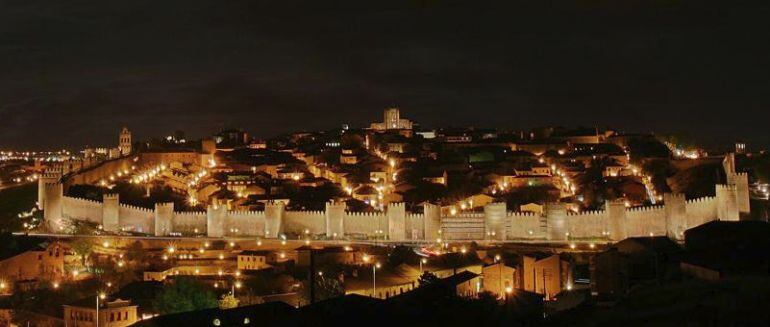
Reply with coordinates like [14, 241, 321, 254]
[685, 196, 717, 228]
[47, 184, 742, 242]
[227, 210, 265, 237]
[172, 211, 207, 234]
[625, 205, 666, 237]
[566, 210, 604, 239]
[508, 211, 542, 239]
[344, 212, 387, 235]
[285, 210, 325, 236]
[62, 196, 102, 224]
[118, 204, 154, 234]
[43, 151, 751, 242]
[406, 213, 425, 240]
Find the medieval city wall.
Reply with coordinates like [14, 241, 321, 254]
[284, 210, 325, 236]
[508, 211, 543, 239]
[625, 205, 667, 237]
[566, 210, 605, 239]
[685, 196, 717, 228]
[46, 175, 746, 243]
[61, 196, 103, 224]
[343, 212, 387, 235]
[118, 204, 155, 234]
[172, 211, 207, 234]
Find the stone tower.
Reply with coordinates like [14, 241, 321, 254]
[545, 203, 568, 241]
[423, 203, 442, 242]
[664, 193, 687, 240]
[605, 200, 627, 241]
[155, 203, 175, 236]
[387, 203, 407, 241]
[119, 127, 132, 156]
[384, 108, 401, 129]
[325, 201, 346, 238]
[102, 194, 120, 232]
[37, 170, 62, 209]
[484, 202, 507, 241]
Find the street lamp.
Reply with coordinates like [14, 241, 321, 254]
[420, 258, 427, 273]
[372, 263, 381, 298]
[96, 292, 106, 327]
[494, 255, 503, 298]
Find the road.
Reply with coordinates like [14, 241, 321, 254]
[17, 232, 607, 253]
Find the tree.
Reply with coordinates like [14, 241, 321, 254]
[218, 293, 239, 309]
[418, 271, 441, 287]
[153, 277, 218, 314]
[299, 274, 344, 304]
[70, 238, 93, 266]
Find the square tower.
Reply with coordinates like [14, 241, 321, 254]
[119, 127, 132, 156]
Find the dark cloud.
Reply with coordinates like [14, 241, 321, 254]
[0, 0, 769, 149]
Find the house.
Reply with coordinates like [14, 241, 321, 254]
[593, 237, 682, 299]
[237, 251, 270, 271]
[295, 246, 359, 267]
[340, 149, 358, 165]
[63, 297, 138, 327]
[521, 253, 571, 300]
[422, 171, 448, 186]
[482, 263, 516, 297]
[352, 185, 379, 204]
[133, 301, 295, 327]
[681, 221, 770, 280]
[0, 237, 67, 292]
[443, 271, 482, 298]
[520, 203, 544, 215]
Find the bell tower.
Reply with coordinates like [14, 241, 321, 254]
[119, 127, 132, 156]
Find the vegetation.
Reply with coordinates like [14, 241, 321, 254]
[300, 273, 344, 304]
[153, 277, 218, 314]
[418, 271, 441, 287]
[0, 183, 38, 233]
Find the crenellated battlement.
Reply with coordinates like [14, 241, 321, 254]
[716, 183, 738, 192]
[567, 209, 605, 217]
[508, 211, 537, 218]
[63, 196, 101, 205]
[119, 204, 154, 213]
[229, 210, 265, 216]
[626, 205, 664, 213]
[46, 171, 746, 241]
[103, 193, 119, 200]
[345, 212, 385, 218]
[686, 196, 715, 204]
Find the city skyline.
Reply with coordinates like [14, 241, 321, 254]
[2, 1, 770, 326]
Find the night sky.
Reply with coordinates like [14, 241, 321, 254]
[1, 0, 769, 150]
